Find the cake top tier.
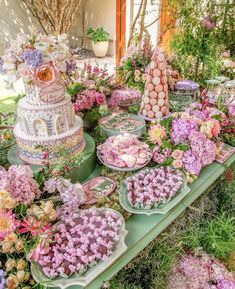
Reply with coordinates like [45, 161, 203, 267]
[24, 81, 65, 105]
[2, 31, 76, 86]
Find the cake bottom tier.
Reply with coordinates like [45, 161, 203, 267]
[14, 117, 85, 165]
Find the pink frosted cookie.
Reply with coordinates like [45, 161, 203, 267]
[150, 98, 157, 105]
[146, 75, 152, 83]
[147, 111, 154, 118]
[158, 62, 166, 70]
[144, 90, 149, 97]
[152, 105, 160, 112]
[158, 91, 165, 99]
[142, 109, 147, 116]
[161, 106, 168, 114]
[145, 104, 151, 111]
[155, 84, 163, 92]
[161, 76, 167, 83]
[158, 99, 165, 107]
[163, 84, 168, 92]
[150, 91, 157, 98]
[147, 83, 154, 92]
[157, 53, 165, 62]
[155, 111, 163, 118]
[153, 69, 161, 77]
[152, 77, 160, 85]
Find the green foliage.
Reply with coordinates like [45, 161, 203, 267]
[170, 0, 235, 83]
[182, 214, 235, 259]
[66, 82, 85, 96]
[87, 27, 109, 43]
[110, 240, 182, 289]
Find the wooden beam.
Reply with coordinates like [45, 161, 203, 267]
[116, 0, 126, 65]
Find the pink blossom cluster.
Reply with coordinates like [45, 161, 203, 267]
[182, 131, 216, 176]
[108, 88, 141, 107]
[86, 63, 108, 80]
[201, 17, 216, 30]
[168, 252, 235, 289]
[152, 147, 172, 164]
[126, 167, 183, 209]
[97, 134, 152, 169]
[44, 177, 85, 218]
[0, 165, 41, 205]
[74, 89, 106, 112]
[31, 208, 123, 278]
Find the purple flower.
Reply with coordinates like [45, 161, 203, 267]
[22, 49, 43, 68]
[171, 118, 198, 144]
[217, 278, 235, 289]
[0, 58, 5, 74]
[228, 104, 235, 117]
[175, 80, 199, 91]
[201, 17, 216, 29]
[0, 269, 7, 289]
[183, 150, 202, 176]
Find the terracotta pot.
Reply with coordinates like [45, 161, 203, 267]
[92, 41, 109, 57]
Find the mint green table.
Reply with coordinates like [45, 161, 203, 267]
[58, 153, 235, 289]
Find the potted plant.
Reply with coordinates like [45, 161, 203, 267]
[87, 27, 110, 57]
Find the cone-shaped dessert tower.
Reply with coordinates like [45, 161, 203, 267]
[139, 47, 169, 120]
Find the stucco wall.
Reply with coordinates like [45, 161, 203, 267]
[0, 0, 116, 56]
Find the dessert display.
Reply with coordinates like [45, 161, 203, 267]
[82, 177, 116, 205]
[125, 167, 183, 209]
[139, 47, 169, 120]
[108, 88, 141, 107]
[30, 208, 125, 278]
[97, 134, 152, 171]
[99, 112, 146, 137]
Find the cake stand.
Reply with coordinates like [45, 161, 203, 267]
[7, 133, 96, 183]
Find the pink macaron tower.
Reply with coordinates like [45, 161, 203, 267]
[139, 47, 169, 120]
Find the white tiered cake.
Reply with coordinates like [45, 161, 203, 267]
[14, 82, 86, 165]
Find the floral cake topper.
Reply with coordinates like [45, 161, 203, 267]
[2, 29, 76, 86]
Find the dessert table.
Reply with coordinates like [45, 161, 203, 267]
[55, 152, 235, 289]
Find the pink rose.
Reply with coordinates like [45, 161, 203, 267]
[172, 160, 183, 169]
[172, 150, 184, 160]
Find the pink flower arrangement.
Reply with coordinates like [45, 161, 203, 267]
[73, 89, 106, 112]
[0, 165, 41, 205]
[30, 208, 123, 278]
[168, 252, 235, 289]
[0, 210, 20, 241]
[126, 167, 183, 209]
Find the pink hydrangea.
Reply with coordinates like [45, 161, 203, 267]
[168, 253, 235, 289]
[0, 165, 41, 205]
[73, 89, 106, 112]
